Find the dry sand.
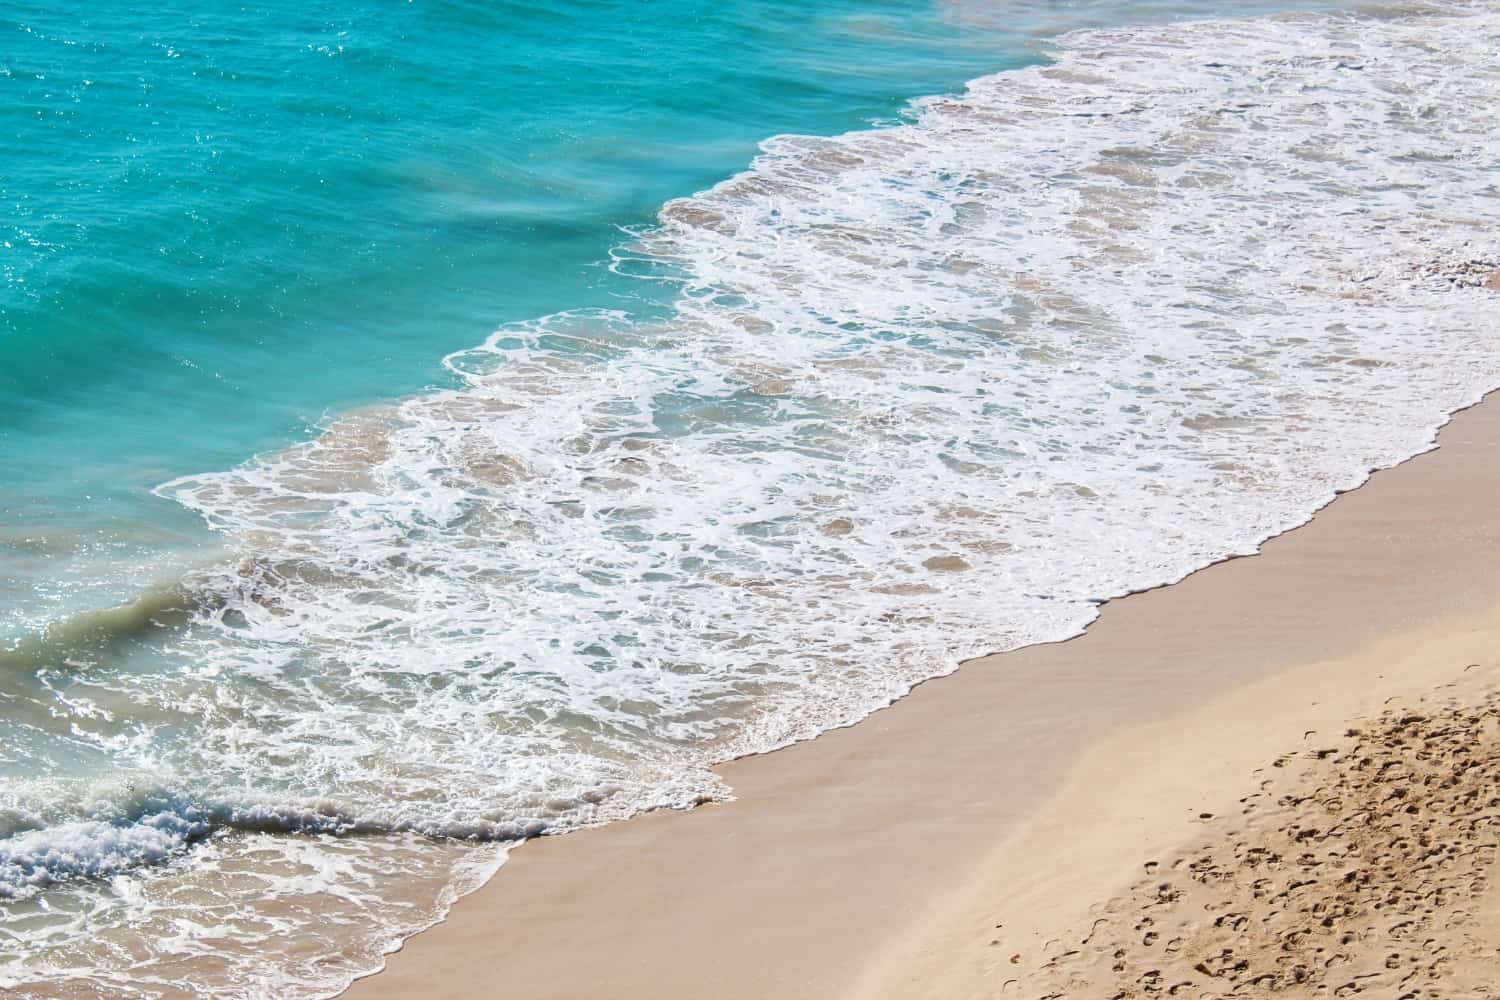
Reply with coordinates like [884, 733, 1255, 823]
[345, 396, 1500, 1000]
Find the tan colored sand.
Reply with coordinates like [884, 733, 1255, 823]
[344, 397, 1500, 1000]
[872, 647, 1500, 1000]
[1017, 678, 1500, 997]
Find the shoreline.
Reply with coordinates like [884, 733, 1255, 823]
[345, 393, 1500, 999]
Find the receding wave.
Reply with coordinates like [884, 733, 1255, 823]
[0, 584, 202, 675]
[5, 1, 1500, 995]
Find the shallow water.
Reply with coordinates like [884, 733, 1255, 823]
[4, 0, 1500, 995]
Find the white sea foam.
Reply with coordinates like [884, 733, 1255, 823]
[5, 1, 1500, 995]
[0, 816, 206, 896]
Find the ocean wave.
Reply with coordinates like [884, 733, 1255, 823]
[0, 584, 202, 676]
[6, 0, 1500, 994]
[0, 814, 208, 901]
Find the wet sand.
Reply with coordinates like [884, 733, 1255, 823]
[344, 395, 1500, 1000]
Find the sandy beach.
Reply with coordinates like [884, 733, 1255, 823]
[964, 678, 1500, 997]
[341, 379, 1500, 1000]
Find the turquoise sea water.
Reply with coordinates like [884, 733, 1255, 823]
[2, 0, 1031, 631]
[1, 0, 1328, 635]
[5, 0, 1500, 995]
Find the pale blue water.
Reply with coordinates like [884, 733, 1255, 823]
[6, 0, 1500, 995]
